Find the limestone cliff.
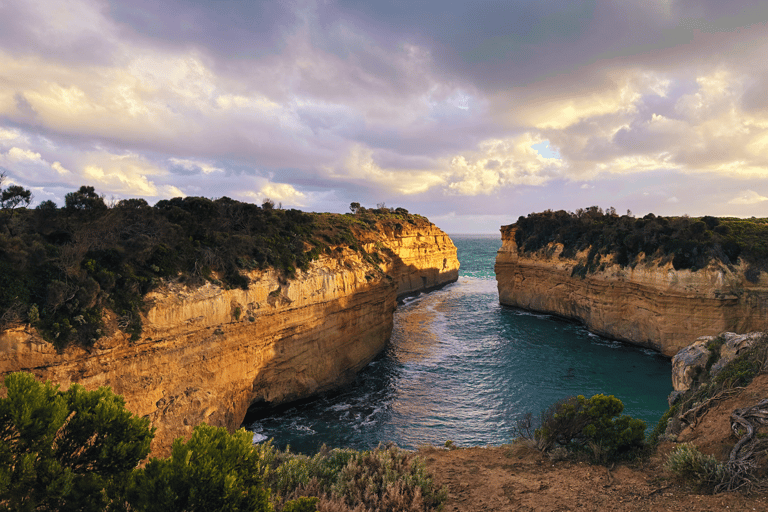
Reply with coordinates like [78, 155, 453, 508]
[354, 218, 459, 298]
[495, 226, 768, 357]
[0, 219, 458, 454]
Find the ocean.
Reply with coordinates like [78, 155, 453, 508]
[244, 235, 672, 453]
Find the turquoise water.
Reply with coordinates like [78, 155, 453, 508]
[245, 235, 672, 453]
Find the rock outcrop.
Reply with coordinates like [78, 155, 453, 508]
[0, 218, 458, 454]
[495, 225, 768, 357]
[670, 332, 765, 393]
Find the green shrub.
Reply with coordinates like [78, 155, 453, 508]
[665, 443, 727, 492]
[128, 424, 273, 512]
[0, 372, 154, 511]
[1, 377, 446, 512]
[535, 394, 646, 462]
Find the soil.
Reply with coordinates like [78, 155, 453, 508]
[421, 375, 768, 512]
[421, 444, 766, 511]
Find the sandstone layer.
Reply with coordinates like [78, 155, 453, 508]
[0, 219, 458, 454]
[355, 218, 459, 298]
[495, 225, 768, 357]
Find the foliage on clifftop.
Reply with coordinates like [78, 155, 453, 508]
[507, 206, 768, 275]
[0, 186, 427, 349]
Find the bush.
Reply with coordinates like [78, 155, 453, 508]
[534, 394, 646, 462]
[0, 372, 154, 511]
[330, 444, 446, 511]
[0, 377, 446, 512]
[256, 442, 446, 512]
[128, 424, 273, 512]
[665, 443, 727, 492]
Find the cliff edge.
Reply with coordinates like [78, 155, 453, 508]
[0, 213, 458, 454]
[495, 224, 768, 357]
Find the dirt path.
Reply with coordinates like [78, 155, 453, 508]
[420, 443, 767, 511]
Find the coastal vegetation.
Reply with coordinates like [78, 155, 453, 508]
[0, 183, 424, 349]
[510, 206, 768, 275]
[654, 334, 768, 493]
[517, 394, 646, 464]
[0, 372, 446, 511]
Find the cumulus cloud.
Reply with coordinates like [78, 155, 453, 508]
[446, 134, 564, 195]
[241, 181, 307, 207]
[6, 147, 43, 163]
[729, 190, 768, 205]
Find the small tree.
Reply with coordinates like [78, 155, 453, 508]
[0, 372, 154, 511]
[0, 173, 33, 236]
[534, 394, 646, 462]
[1, 185, 32, 211]
[64, 186, 107, 212]
[349, 202, 361, 214]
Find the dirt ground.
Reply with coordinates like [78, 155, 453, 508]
[421, 376, 768, 511]
[421, 443, 766, 512]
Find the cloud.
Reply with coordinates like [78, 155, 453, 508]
[729, 190, 768, 205]
[79, 152, 165, 196]
[169, 158, 224, 175]
[51, 161, 70, 175]
[0, 0, 119, 63]
[446, 134, 564, 195]
[6, 147, 43, 163]
[242, 182, 307, 207]
[331, 144, 445, 195]
[0, 128, 22, 141]
[162, 185, 185, 198]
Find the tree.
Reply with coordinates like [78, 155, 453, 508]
[0, 372, 154, 511]
[349, 202, 361, 214]
[65, 186, 107, 212]
[0, 173, 33, 236]
[116, 198, 149, 210]
[1, 185, 32, 211]
[35, 200, 57, 211]
[128, 424, 272, 512]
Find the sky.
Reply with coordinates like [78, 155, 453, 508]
[1, 0, 768, 233]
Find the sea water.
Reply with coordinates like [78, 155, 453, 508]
[245, 235, 672, 453]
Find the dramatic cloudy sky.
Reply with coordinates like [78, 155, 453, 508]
[2, 0, 768, 232]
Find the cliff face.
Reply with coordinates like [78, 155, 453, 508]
[495, 226, 768, 357]
[0, 220, 458, 454]
[355, 219, 459, 298]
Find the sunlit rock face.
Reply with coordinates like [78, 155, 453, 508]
[355, 219, 460, 299]
[0, 219, 458, 455]
[494, 226, 768, 358]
